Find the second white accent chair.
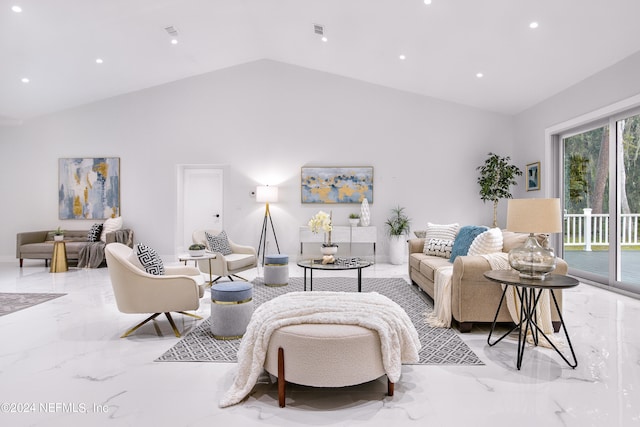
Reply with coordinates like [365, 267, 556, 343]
[192, 229, 257, 284]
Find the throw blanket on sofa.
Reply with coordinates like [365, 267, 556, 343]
[77, 230, 134, 268]
[425, 266, 454, 327]
[219, 291, 421, 408]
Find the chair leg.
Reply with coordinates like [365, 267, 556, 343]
[175, 311, 204, 320]
[211, 276, 223, 284]
[164, 312, 181, 337]
[231, 274, 248, 281]
[120, 313, 161, 338]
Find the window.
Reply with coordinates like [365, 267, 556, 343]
[559, 110, 640, 294]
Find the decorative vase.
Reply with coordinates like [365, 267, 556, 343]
[388, 235, 406, 265]
[54, 235, 64, 242]
[360, 198, 370, 226]
[321, 245, 338, 256]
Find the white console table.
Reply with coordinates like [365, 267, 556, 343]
[299, 226, 377, 259]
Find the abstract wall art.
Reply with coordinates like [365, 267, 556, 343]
[58, 157, 120, 219]
[301, 166, 373, 204]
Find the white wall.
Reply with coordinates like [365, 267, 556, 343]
[513, 51, 640, 198]
[0, 59, 514, 262]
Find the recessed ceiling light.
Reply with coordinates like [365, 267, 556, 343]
[399, 54, 406, 60]
[424, 0, 432, 4]
[11, 5, 22, 13]
[321, 36, 328, 42]
[171, 38, 178, 45]
[476, 73, 484, 78]
[529, 22, 539, 29]
[21, 77, 29, 83]
[96, 58, 104, 64]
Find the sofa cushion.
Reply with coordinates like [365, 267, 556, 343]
[425, 222, 459, 241]
[101, 217, 123, 242]
[419, 256, 453, 281]
[205, 230, 232, 255]
[135, 243, 164, 275]
[468, 227, 503, 256]
[450, 225, 488, 262]
[423, 238, 454, 258]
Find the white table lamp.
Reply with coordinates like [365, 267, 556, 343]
[506, 198, 562, 280]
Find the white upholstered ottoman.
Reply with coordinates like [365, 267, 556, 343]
[263, 323, 392, 407]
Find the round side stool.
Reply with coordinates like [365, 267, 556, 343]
[210, 282, 254, 339]
[263, 254, 289, 287]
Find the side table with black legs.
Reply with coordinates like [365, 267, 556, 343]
[484, 270, 579, 370]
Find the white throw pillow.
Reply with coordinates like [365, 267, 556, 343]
[425, 222, 459, 241]
[423, 238, 454, 258]
[100, 216, 123, 242]
[467, 227, 503, 256]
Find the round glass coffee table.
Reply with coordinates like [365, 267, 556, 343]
[296, 258, 372, 292]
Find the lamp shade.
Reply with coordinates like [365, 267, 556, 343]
[256, 185, 278, 203]
[506, 198, 562, 234]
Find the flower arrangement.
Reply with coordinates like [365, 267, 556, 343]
[308, 210, 336, 247]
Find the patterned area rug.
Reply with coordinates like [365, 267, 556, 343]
[156, 277, 483, 365]
[0, 292, 66, 317]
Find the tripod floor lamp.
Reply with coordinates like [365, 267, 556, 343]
[256, 185, 280, 265]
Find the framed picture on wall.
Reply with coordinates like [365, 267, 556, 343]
[58, 157, 121, 219]
[526, 161, 540, 191]
[301, 166, 373, 203]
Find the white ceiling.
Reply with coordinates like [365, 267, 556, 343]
[3, 0, 640, 125]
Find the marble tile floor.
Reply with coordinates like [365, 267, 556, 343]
[0, 260, 639, 427]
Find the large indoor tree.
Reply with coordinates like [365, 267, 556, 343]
[477, 152, 522, 227]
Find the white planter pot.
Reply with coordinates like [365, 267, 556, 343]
[321, 245, 338, 256]
[388, 235, 406, 265]
[349, 219, 359, 226]
[54, 235, 64, 242]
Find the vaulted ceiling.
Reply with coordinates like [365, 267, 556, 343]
[2, 0, 640, 125]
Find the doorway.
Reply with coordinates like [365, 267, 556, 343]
[176, 165, 224, 254]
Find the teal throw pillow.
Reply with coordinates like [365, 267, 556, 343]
[449, 225, 489, 262]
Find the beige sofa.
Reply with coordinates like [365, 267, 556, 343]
[408, 230, 567, 332]
[16, 229, 133, 267]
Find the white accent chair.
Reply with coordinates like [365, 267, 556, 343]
[192, 229, 257, 284]
[105, 243, 205, 338]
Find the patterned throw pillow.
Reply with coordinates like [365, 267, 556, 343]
[205, 231, 232, 255]
[468, 228, 503, 256]
[135, 243, 165, 275]
[423, 238, 454, 258]
[425, 222, 460, 241]
[87, 223, 103, 242]
[449, 225, 489, 262]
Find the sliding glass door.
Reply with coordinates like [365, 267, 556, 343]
[561, 111, 640, 293]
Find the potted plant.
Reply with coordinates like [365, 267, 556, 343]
[50, 226, 65, 241]
[308, 210, 338, 255]
[477, 152, 522, 227]
[385, 206, 411, 265]
[348, 213, 360, 226]
[188, 243, 206, 257]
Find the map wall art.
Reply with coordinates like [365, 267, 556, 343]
[58, 157, 120, 219]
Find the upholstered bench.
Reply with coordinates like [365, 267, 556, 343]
[263, 254, 289, 287]
[210, 282, 253, 339]
[263, 322, 392, 407]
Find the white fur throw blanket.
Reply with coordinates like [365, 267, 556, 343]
[219, 291, 421, 408]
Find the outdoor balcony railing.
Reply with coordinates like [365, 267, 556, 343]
[564, 209, 640, 250]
